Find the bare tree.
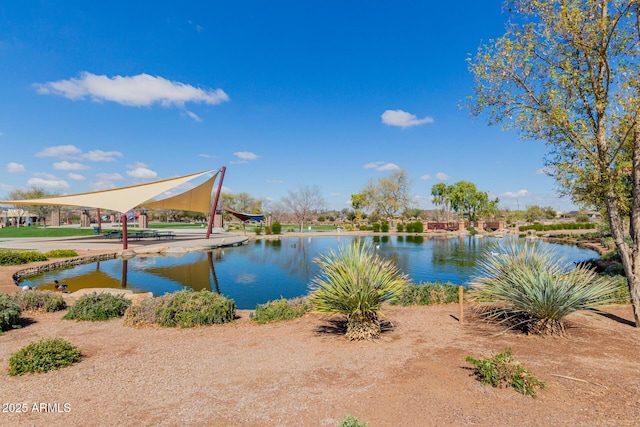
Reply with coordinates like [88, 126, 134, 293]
[281, 185, 326, 232]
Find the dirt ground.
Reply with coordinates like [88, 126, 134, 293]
[1, 295, 639, 426]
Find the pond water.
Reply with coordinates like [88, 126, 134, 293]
[21, 235, 599, 309]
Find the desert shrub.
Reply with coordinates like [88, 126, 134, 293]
[394, 282, 461, 306]
[155, 289, 236, 328]
[407, 221, 424, 233]
[468, 242, 620, 335]
[265, 226, 273, 235]
[0, 294, 22, 332]
[271, 222, 282, 235]
[62, 292, 131, 321]
[309, 239, 409, 341]
[0, 250, 47, 266]
[123, 295, 170, 327]
[252, 297, 310, 324]
[8, 337, 82, 376]
[43, 249, 78, 258]
[372, 223, 381, 232]
[380, 221, 389, 232]
[339, 415, 369, 427]
[10, 290, 66, 312]
[396, 223, 404, 232]
[465, 348, 545, 397]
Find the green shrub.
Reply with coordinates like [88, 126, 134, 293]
[252, 297, 310, 324]
[396, 223, 404, 232]
[468, 242, 620, 335]
[372, 223, 381, 232]
[43, 249, 78, 258]
[0, 250, 47, 266]
[10, 290, 66, 312]
[467, 226, 477, 235]
[309, 239, 409, 340]
[393, 282, 461, 306]
[0, 294, 22, 332]
[62, 292, 131, 321]
[465, 348, 545, 397]
[8, 337, 82, 376]
[155, 289, 236, 328]
[271, 222, 282, 235]
[412, 221, 424, 233]
[380, 221, 389, 232]
[265, 226, 272, 235]
[339, 415, 369, 427]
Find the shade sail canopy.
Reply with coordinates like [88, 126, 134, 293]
[0, 169, 215, 214]
[225, 207, 265, 222]
[141, 171, 218, 214]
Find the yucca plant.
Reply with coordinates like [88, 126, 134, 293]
[468, 242, 620, 335]
[309, 239, 409, 340]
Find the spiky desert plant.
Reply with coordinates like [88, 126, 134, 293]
[309, 239, 409, 340]
[468, 242, 620, 335]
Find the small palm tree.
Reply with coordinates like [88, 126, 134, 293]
[309, 239, 409, 340]
[468, 242, 620, 335]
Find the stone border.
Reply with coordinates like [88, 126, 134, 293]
[12, 253, 118, 285]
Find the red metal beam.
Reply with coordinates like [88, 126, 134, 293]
[206, 166, 226, 239]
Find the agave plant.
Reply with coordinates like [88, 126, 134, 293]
[468, 241, 620, 336]
[309, 239, 409, 341]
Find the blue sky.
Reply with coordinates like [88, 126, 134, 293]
[0, 1, 575, 213]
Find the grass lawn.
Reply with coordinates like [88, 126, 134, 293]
[0, 226, 94, 238]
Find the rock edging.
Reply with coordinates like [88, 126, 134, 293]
[12, 253, 118, 285]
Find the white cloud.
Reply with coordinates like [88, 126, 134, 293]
[363, 161, 399, 171]
[364, 161, 384, 169]
[420, 174, 432, 180]
[198, 153, 216, 159]
[127, 163, 158, 180]
[33, 172, 57, 179]
[502, 189, 530, 198]
[381, 109, 434, 128]
[6, 162, 26, 173]
[27, 177, 70, 190]
[0, 183, 13, 191]
[234, 151, 259, 161]
[378, 163, 399, 171]
[35, 144, 82, 158]
[80, 150, 123, 162]
[89, 180, 117, 191]
[68, 173, 86, 181]
[53, 161, 90, 171]
[435, 172, 451, 180]
[34, 72, 230, 108]
[96, 172, 123, 180]
[185, 110, 203, 122]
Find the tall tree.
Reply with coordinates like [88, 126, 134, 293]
[8, 187, 58, 227]
[431, 182, 452, 221]
[361, 169, 412, 224]
[350, 193, 366, 226]
[281, 185, 326, 232]
[468, 0, 640, 325]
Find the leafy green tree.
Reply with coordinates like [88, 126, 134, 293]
[361, 169, 412, 224]
[431, 182, 452, 221]
[467, 0, 640, 325]
[350, 193, 366, 226]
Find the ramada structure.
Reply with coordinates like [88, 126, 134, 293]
[0, 167, 227, 250]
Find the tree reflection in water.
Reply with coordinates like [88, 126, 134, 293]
[22, 236, 599, 309]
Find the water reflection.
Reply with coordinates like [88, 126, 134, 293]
[21, 235, 599, 309]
